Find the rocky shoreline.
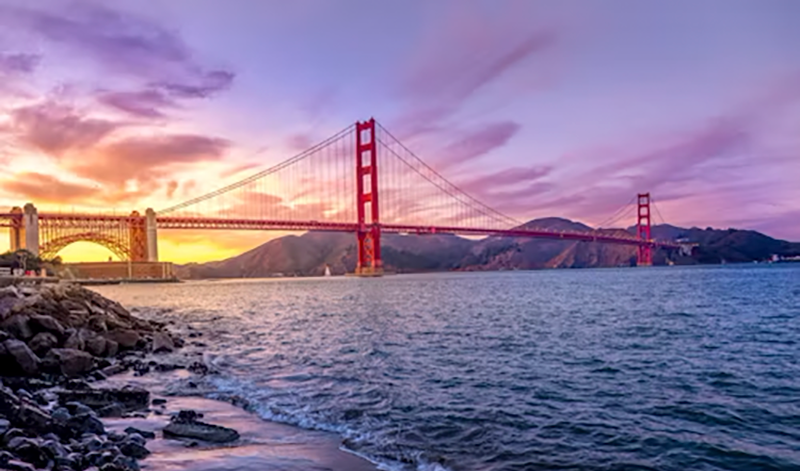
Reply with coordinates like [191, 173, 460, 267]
[0, 283, 238, 471]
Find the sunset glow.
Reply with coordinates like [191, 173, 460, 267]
[1, 0, 799, 263]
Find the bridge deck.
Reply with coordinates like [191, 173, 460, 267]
[0, 213, 680, 249]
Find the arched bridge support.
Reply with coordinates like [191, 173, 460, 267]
[8, 203, 159, 262]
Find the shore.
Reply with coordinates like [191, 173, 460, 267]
[0, 281, 376, 471]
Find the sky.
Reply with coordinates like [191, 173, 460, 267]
[1, 0, 799, 263]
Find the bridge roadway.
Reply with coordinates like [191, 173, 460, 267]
[0, 212, 682, 250]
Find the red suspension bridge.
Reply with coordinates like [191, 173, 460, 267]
[1, 119, 686, 273]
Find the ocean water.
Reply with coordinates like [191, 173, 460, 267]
[95, 265, 800, 471]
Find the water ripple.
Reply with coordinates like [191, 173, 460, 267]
[98, 265, 800, 471]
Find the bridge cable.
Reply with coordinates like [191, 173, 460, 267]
[158, 124, 356, 214]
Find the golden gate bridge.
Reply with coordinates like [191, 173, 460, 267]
[0, 119, 684, 273]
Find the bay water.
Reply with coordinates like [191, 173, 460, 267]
[95, 265, 800, 471]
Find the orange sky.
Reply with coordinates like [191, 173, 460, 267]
[0, 228, 286, 263]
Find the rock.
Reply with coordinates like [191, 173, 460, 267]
[2, 428, 26, 446]
[27, 332, 59, 356]
[162, 420, 240, 443]
[0, 450, 13, 465]
[105, 339, 119, 357]
[46, 348, 95, 377]
[119, 439, 150, 459]
[113, 454, 140, 471]
[63, 330, 85, 351]
[57, 386, 150, 412]
[81, 435, 104, 453]
[188, 361, 209, 375]
[14, 402, 55, 434]
[64, 401, 92, 416]
[100, 364, 127, 377]
[51, 407, 71, 422]
[163, 410, 239, 443]
[107, 330, 140, 350]
[152, 398, 167, 406]
[2, 315, 34, 340]
[42, 438, 68, 459]
[3, 459, 36, 471]
[96, 403, 124, 418]
[29, 314, 65, 337]
[87, 315, 107, 333]
[151, 332, 174, 353]
[85, 336, 108, 357]
[124, 427, 155, 440]
[67, 412, 104, 436]
[7, 436, 49, 468]
[0, 339, 40, 376]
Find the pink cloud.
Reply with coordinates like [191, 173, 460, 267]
[69, 134, 230, 187]
[389, 3, 557, 139]
[8, 101, 120, 156]
[434, 121, 521, 171]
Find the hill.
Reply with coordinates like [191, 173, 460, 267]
[174, 219, 800, 278]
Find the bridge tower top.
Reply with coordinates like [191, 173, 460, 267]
[637, 193, 652, 266]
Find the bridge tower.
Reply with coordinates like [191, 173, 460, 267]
[354, 118, 383, 276]
[128, 211, 148, 262]
[637, 193, 652, 266]
[23, 203, 39, 256]
[145, 208, 158, 262]
[8, 206, 23, 253]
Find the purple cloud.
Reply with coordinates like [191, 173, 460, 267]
[97, 89, 176, 118]
[390, 3, 557, 138]
[0, 52, 40, 75]
[0, 2, 235, 118]
[436, 121, 521, 171]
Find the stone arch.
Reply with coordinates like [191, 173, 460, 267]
[39, 232, 131, 261]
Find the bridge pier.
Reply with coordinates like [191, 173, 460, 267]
[9, 207, 23, 253]
[145, 208, 158, 262]
[23, 203, 39, 256]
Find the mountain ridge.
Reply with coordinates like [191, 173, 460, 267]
[174, 218, 800, 278]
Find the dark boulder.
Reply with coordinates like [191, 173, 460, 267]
[151, 332, 174, 353]
[119, 438, 150, 459]
[107, 330, 140, 350]
[29, 314, 65, 338]
[0, 340, 40, 376]
[63, 330, 85, 351]
[7, 436, 49, 468]
[27, 332, 58, 356]
[162, 409, 239, 443]
[2, 315, 34, 341]
[57, 386, 149, 412]
[45, 349, 95, 377]
[85, 336, 109, 357]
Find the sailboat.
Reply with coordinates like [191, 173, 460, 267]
[324, 265, 332, 277]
